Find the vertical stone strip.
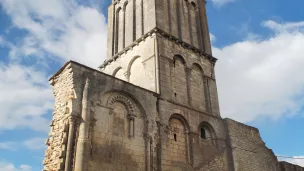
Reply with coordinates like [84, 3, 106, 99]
[197, 0, 205, 52]
[185, 67, 192, 106]
[123, 3, 126, 49]
[204, 76, 212, 114]
[176, 0, 182, 40]
[136, 0, 143, 39]
[200, 0, 212, 55]
[167, 0, 172, 33]
[64, 116, 77, 171]
[74, 78, 90, 171]
[133, 0, 136, 41]
[180, 0, 190, 44]
[187, 2, 193, 45]
[141, 0, 144, 36]
[185, 130, 192, 165]
[107, 4, 115, 59]
[114, 8, 121, 54]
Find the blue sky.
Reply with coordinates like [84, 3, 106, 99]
[0, 0, 304, 170]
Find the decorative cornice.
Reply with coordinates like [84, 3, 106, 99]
[99, 28, 217, 69]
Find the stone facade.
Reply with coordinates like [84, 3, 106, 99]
[43, 0, 303, 171]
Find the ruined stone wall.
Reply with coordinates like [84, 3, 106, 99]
[279, 161, 304, 171]
[225, 119, 280, 171]
[45, 61, 233, 171]
[60, 62, 159, 171]
[44, 63, 81, 171]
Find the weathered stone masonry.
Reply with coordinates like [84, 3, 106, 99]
[44, 0, 304, 170]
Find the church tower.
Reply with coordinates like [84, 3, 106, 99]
[101, 0, 217, 110]
[44, 0, 234, 170]
[43, 0, 228, 171]
[98, 1, 225, 169]
[44, 0, 288, 171]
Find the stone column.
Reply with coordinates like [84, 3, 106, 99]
[74, 78, 90, 171]
[128, 114, 136, 138]
[64, 116, 78, 171]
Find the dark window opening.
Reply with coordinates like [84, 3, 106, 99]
[174, 134, 177, 141]
[200, 127, 206, 139]
[191, 2, 196, 10]
[174, 93, 177, 97]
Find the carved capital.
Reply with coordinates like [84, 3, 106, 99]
[68, 115, 80, 124]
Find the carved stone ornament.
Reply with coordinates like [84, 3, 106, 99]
[108, 94, 136, 117]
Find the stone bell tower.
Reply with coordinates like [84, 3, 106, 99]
[44, 0, 303, 170]
[44, 0, 234, 171]
[101, 0, 216, 100]
[99, 1, 225, 169]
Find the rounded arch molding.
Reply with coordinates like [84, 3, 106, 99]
[108, 93, 136, 117]
[112, 66, 122, 76]
[126, 55, 141, 79]
[198, 121, 218, 147]
[168, 113, 192, 164]
[191, 63, 204, 73]
[102, 90, 147, 119]
[168, 113, 190, 131]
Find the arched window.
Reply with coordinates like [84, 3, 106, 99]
[168, 117, 188, 162]
[172, 55, 187, 104]
[200, 126, 206, 139]
[190, 63, 207, 111]
[200, 125, 210, 139]
[199, 122, 216, 146]
[115, 8, 122, 54]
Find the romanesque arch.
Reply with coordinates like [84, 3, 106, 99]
[167, 114, 191, 163]
[198, 121, 217, 147]
[128, 56, 152, 90]
[172, 55, 188, 104]
[113, 67, 127, 81]
[112, 66, 122, 76]
[90, 91, 148, 171]
[115, 7, 124, 53]
[122, 1, 128, 48]
[190, 63, 207, 112]
[115, 7, 122, 54]
[124, 0, 134, 46]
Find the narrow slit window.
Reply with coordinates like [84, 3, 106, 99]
[200, 127, 206, 139]
[174, 133, 177, 141]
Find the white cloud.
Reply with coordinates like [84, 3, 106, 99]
[279, 156, 304, 167]
[0, 64, 53, 132]
[0, 0, 107, 133]
[0, 161, 32, 171]
[210, 33, 216, 43]
[0, 137, 46, 151]
[211, 0, 236, 7]
[23, 138, 45, 150]
[0, 0, 107, 68]
[263, 20, 304, 33]
[214, 20, 304, 122]
[0, 142, 16, 151]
